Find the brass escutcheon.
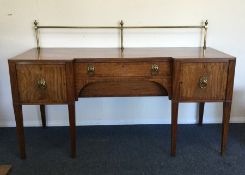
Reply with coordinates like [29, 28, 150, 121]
[37, 78, 47, 89]
[199, 76, 208, 89]
[151, 64, 159, 75]
[87, 64, 95, 75]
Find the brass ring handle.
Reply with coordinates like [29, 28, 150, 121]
[151, 64, 159, 75]
[37, 78, 47, 89]
[87, 64, 95, 75]
[199, 76, 208, 89]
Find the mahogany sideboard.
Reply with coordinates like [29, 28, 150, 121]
[8, 47, 236, 159]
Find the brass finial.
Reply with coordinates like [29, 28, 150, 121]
[204, 20, 208, 28]
[120, 20, 124, 27]
[34, 20, 39, 29]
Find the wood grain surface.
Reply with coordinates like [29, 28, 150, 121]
[16, 64, 67, 103]
[9, 47, 235, 61]
[179, 62, 228, 101]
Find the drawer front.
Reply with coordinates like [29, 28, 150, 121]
[179, 62, 228, 101]
[16, 64, 67, 103]
[75, 62, 171, 78]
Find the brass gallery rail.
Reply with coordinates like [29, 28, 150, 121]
[34, 20, 208, 51]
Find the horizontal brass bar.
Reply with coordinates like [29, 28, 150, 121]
[124, 26, 204, 29]
[38, 26, 120, 29]
[37, 25, 205, 29]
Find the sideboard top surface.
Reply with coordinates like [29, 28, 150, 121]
[9, 47, 235, 62]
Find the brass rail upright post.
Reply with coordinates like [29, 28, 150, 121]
[203, 20, 208, 50]
[34, 20, 40, 50]
[120, 20, 124, 51]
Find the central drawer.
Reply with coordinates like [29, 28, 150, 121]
[75, 61, 171, 77]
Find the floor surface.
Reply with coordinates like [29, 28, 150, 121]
[1, 124, 245, 175]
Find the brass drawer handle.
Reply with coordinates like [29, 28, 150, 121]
[199, 76, 208, 89]
[151, 64, 159, 75]
[87, 64, 95, 75]
[37, 78, 47, 89]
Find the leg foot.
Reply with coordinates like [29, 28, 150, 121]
[68, 102, 76, 158]
[171, 101, 179, 156]
[198, 102, 205, 126]
[40, 105, 46, 128]
[221, 102, 232, 156]
[13, 104, 26, 159]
